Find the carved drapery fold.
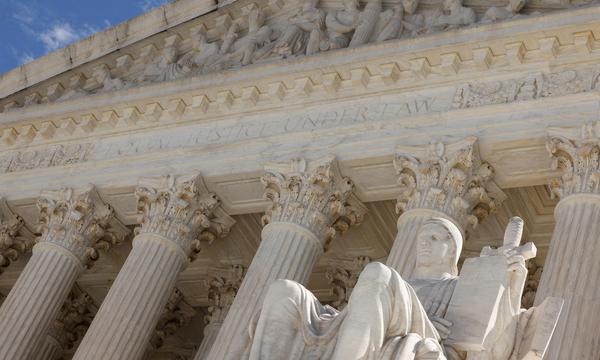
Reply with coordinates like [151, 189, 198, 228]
[204, 156, 365, 360]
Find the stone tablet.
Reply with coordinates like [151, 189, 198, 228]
[445, 255, 508, 351]
[516, 297, 563, 360]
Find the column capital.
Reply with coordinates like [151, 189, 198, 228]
[150, 288, 196, 350]
[325, 256, 370, 309]
[394, 137, 505, 230]
[547, 121, 600, 199]
[135, 172, 235, 260]
[204, 265, 245, 325]
[0, 199, 34, 273]
[261, 156, 366, 248]
[37, 186, 129, 266]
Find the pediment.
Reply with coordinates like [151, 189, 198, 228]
[0, 0, 592, 114]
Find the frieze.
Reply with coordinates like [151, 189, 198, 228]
[1, 65, 600, 176]
[1, 0, 598, 113]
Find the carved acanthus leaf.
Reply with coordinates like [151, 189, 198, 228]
[37, 186, 129, 266]
[204, 265, 245, 325]
[394, 137, 505, 230]
[150, 288, 197, 350]
[261, 156, 366, 249]
[49, 289, 96, 351]
[325, 256, 371, 309]
[0, 199, 34, 273]
[135, 173, 235, 260]
[547, 122, 600, 199]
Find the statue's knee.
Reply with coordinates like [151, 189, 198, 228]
[356, 262, 391, 285]
[265, 279, 303, 303]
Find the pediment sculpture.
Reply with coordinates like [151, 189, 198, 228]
[6, 0, 592, 113]
[246, 217, 562, 359]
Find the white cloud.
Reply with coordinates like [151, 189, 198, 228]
[38, 23, 82, 51]
[140, 0, 172, 12]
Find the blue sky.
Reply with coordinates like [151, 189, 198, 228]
[0, 0, 173, 75]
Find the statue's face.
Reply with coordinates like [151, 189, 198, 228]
[402, 0, 418, 14]
[416, 223, 455, 269]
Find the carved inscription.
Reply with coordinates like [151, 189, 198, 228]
[0, 143, 93, 174]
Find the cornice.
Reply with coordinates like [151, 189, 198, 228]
[1, 7, 600, 152]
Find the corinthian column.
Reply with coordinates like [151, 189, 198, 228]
[195, 265, 245, 359]
[388, 137, 503, 276]
[74, 173, 234, 360]
[534, 122, 600, 360]
[204, 157, 365, 360]
[0, 187, 127, 360]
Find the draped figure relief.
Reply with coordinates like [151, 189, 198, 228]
[246, 217, 562, 360]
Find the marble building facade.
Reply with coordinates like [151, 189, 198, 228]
[0, 0, 599, 358]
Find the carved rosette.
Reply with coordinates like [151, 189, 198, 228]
[394, 137, 504, 230]
[0, 199, 34, 273]
[204, 265, 245, 325]
[135, 173, 235, 260]
[48, 289, 96, 351]
[325, 256, 371, 309]
[547, 122, 600, 199]
[150, 288, 197, 350]
[261, 157, 366, 248]
[37, 186, 129, 266]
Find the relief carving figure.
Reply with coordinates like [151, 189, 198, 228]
[140, 45, 187, 83]
[482, 0, 527, 23]
[431, 0, 475, 32]
[373, 3, 404, 42]
[349, 0, 383, 48]
[401, 0, 426, 37]
[271, 0, 326, 56]
[92, 65, 126, 93]
[325, 0, 361, 50]
[177, 29, 221, 75]
[228, 7, 273, 66]
[247, 217, 562, 360]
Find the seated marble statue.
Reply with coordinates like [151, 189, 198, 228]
[325, 0, 361, 49]
[226, 7, 272, 66]
[271, 0, 326, 56]
[481, 0, 526, 23]
[176, 29, 220, 75]
[246, 217, 561, 360]
[92, 65, 127, 93]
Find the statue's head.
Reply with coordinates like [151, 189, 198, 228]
[93, 66, 110, 83]
[509, 0, 526, 12]
[343, 0, 360, 10]
[416, 218, 463, 277]
[443, 0, 461, 12]
[402, 0, 419, 14]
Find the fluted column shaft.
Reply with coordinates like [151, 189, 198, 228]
[205, 222, 322, 360]
[33, 335, 62, 360]
[534, 195, 600, 359]
[0, 243, 81, 359]
[195, 320, 225, 359]
[73, 234, 186, 360]
[386, 209, 459, 277]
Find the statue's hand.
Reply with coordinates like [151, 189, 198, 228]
[431, 316, 452, 340]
